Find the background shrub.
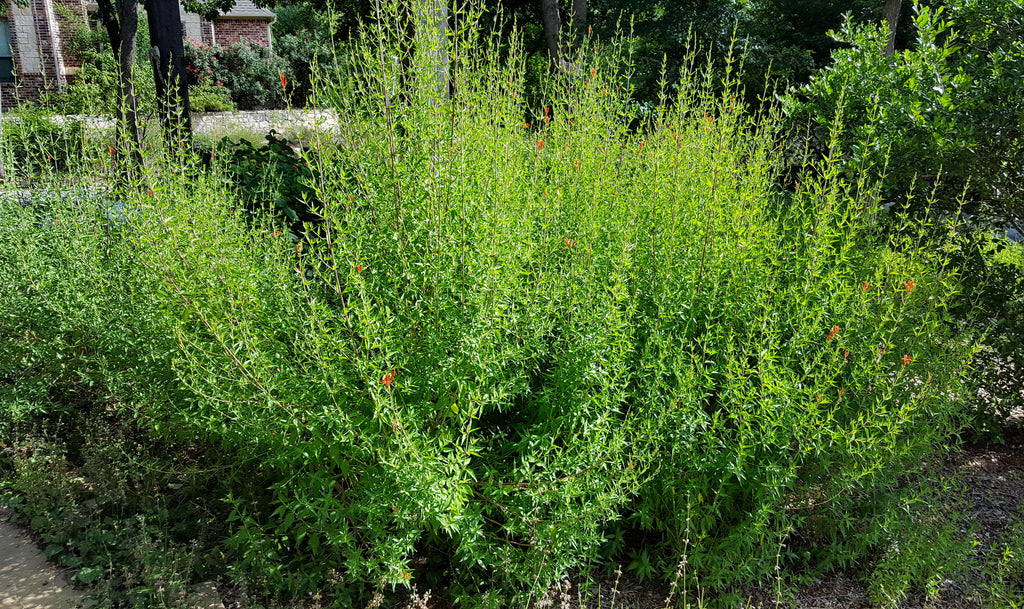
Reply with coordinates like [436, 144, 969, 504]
[185, 40, 290, 110]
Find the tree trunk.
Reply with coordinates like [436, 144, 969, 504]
[883, 0, 902, 57]
[96, 0, 144, 188]
[145, 0, 192, 148]
[540, 0, 569, 71]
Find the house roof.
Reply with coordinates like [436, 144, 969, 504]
[218, 0, 275, 20]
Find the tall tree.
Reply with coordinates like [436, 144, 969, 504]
[883, 0, 902, 56]
[94, 0, 144, 187]
[540, 0, 569, 70]
[148, 0, 194, 147]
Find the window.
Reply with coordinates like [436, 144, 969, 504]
[0, 19, 13, 83]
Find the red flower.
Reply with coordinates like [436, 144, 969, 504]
[537, 140, 544, 151]
[279, 72, 287, 89]
[563, 237, 576, 249]
[638, 141, 645, 150]
[844, 349, 849, 358]
[901, 354, 912, 366]
[356, 264, 363, 273]
[146, 189, 154, 196]
[827, 325, 840, 342]
[839, 386, 845, 398]
[382, 370, 396, 387]
[903, 280, 915, 293]
[862, 282, 870, 291]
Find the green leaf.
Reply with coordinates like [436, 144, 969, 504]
[75, 566, 104, 585]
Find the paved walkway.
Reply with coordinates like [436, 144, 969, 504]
[0, 507, 88, 609]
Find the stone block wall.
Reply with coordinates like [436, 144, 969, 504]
[192, 109, 338, 142]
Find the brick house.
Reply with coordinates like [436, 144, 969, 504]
[0, 0, 275, 109]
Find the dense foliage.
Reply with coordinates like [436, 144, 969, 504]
[185, 39, 291, 110]
[0, 3, 981, 606]
[783, 0, 1024, 436]
[783, 0, 1024, 231]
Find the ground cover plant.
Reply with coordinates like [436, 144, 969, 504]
[0, 1, 981, 607]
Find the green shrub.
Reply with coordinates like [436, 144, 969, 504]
[274, 29, 341, 108]
[0, 113, 85, 176]
[120, 4, 973, 604]
[782, 0, 1024, 230]
[185, 39, 290, 110]
[0, 2, 977, 606]
[217, 130, 320, 232]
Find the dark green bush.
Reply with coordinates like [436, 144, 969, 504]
[783, 0, 1024, 231]
[185, 39, 290, 110]
[217, 131, 320, 232]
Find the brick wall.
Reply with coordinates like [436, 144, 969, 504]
[0, 75, 52, 108]
[213, 18, 271, 47]
[55, 0, 86, 70]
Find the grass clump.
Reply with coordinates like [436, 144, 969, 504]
[0, 1, 978, 606]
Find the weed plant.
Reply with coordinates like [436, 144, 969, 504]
[0, 1, 977, 606]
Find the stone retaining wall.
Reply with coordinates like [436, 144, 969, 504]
[5, 109, 339, 143]
[191, 109, 338, 141]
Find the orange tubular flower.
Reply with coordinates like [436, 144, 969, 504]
[827, 325, 840, 342]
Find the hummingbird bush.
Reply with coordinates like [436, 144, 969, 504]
[0, 0, 975, 605]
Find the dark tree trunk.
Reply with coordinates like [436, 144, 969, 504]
[95, 0, 144, 187]
[883, 0, 902, 57]
[145, 0, 192, 148]
[540, 0, 569, 71]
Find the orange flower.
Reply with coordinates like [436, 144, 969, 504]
[827, 325, 840, 342]
[146, 189, 154, 196]
[862, 282, 870, 291]
[563, 237, 576, 249]
[844, 349, 849, 358]
[356, 264, 363, 273]
[537, 140, 544, 151]
[839, 387, 845, 398]
[280, 72, 287, 89]
[901, 354, 912, 366]
[382, 370, 396, 387]
[903, 280, 915, 293]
